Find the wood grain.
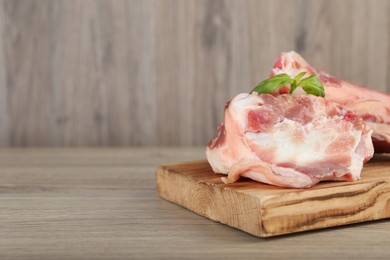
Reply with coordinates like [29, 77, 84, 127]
[1, 147, 390, 259]
[157, 158, 390, 237]
[0, 0, 388, 146]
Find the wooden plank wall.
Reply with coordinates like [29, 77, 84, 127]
[0, 0, 388, 147]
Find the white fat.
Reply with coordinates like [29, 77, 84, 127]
[245, 118, 362, 166]
[229, 93, 260, 129]
[348, 131, 372, 180]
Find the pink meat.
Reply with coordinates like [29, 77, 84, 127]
[206, 93, 374, 188]
[271, 51, 390, 153]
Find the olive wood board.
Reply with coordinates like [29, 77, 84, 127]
[156, 155, 390, 237]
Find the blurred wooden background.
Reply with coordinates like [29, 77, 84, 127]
[0, 0, 388, 147]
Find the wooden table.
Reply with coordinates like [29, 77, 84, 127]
[1, 148, 390, 259]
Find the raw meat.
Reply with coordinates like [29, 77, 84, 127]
[271, 51, 390, 153]
[206, 93, 374, 188]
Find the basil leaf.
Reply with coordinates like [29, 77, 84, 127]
[289, 72, 307, 94]
[251, 72, 325, 97]
[300, 74, 325, 97]
[294, 71, 307, 83]
[251, 73, 294, 94]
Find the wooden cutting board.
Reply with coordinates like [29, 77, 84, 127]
[156, 155, 390, 237]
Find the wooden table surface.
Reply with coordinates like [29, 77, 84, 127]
[1, 148, 390, 259]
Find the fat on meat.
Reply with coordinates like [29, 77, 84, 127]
[271, 51, 390, 153]
[206, 93, 374, 188]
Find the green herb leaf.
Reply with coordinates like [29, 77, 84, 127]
[251, 73, 294, 94]
[289, 72, 307, 94]
[294, 71, 307, 83]
[251, 72, 325, 97]
[300, 74, 325, 97]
